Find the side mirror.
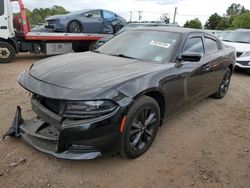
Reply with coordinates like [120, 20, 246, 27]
[178, 52, 202, 62]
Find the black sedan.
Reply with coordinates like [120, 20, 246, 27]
[6, 27, 235, 160]
[45, 9, 126, 34]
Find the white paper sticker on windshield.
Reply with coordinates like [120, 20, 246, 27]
[149, 40, 171, 48]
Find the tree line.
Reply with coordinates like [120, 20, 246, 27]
[184, 3, 250, 29]
[15, 5, 69, 26]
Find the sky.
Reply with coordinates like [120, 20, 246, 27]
[12, 0, 250, 26]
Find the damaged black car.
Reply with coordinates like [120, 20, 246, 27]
[6, 27, 235, 160]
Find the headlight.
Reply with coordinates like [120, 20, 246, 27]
[63, 100, 117, 119]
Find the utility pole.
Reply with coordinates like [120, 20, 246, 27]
[173, 7, 177, 23]
[138, 11, 143, 22]
[130, 11, 133, 22]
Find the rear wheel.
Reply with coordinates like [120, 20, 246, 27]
[113, 25, 123, 33]
[0, 41, 16, 64]
[121, 96, 160, 158]
[88, 41, 97, 51]
[68, 21, 82, 33]
[212, 68, 232, 99]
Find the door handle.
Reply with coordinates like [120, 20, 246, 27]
[0, 26, 7, 29]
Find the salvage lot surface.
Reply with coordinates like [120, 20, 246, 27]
[0, 53, 249, 188]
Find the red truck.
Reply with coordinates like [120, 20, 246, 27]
[0, 0, 111, 63]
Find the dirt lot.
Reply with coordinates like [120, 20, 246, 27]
[0, 53, 249, 188]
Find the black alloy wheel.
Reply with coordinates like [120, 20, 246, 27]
[68, 21, 82, 33]
[213, 68, 232, 99]
[121, 96, 160, 158]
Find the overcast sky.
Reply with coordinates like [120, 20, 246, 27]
[12, 0, 250, 25]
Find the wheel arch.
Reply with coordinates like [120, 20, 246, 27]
[133, 88, 166, 125]
[228, 63, 234, 73]
[0, 37, 18, 53]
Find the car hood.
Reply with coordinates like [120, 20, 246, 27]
[46, 14, 67, 20]
[28, 52, 165, 96]
[223, 41, 250, 52]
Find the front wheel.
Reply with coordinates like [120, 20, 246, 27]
[0, 41, 16, 64]
[121, 96, 161, 158]
[68, 21, 82, 33]
[212, 68, 232, 99]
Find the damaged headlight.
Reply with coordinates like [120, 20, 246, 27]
[63, 100, 118, 119]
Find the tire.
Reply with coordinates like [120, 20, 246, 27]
[113, 25, 123, 33]
[246, 69, 250, 76]
[0, 41, 16, 64]
[212, 68, 232, 99]
[121, 96, 161, 158]
[88, 41, 97, 51]
[68, 21, 82, 33]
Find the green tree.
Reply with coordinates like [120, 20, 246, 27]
[216, 17, 230, 30]
[226, 3, 247, 16]
[231, 12, 250, 29]
[204, 13, 222, 29]
[184, 18, 202, 29]
[51, 5, 69, 15]
[15, 5, 69, 25]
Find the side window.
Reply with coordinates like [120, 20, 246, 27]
[0, 0, 4, 16]
[205, 37, 218, 54]
[183, 37, 205, 55]
[84, 10, 101, 18]
[103, 11, 116, 20]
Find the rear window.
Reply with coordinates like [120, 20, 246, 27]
[205, 37, 218, 54]
[103, 11, 116, 20]
[0, 0, 4, 16]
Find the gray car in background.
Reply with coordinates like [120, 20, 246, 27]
[46, 9, 127, 34]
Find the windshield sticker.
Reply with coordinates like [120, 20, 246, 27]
[149, 40, 171, 48]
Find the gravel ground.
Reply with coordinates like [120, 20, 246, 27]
[0, 53, 249, 188]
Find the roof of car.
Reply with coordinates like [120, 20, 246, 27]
[130, 26, 210, 34]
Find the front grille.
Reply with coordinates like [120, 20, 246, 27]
[34, 95, 63, 115]
[236, 61, 250, 66]
[237, 52, 243, 57]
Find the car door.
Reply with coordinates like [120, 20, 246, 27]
[0, 0, 13, 39]
[81, 10, 104, 33]
[102, 10, 117, 33]
[180, 34, 214, 105]
[203, 36, 226, 92]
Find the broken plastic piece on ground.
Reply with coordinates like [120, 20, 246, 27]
[2, 106, 24, 140]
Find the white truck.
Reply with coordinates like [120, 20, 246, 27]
[0, 0, 110, 63]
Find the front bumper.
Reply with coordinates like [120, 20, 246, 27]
[11, 98, 126, 160]
[45, 20, 66, 32]
[235, 61, 250, 69]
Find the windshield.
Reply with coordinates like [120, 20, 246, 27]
[98, 30, 180, 62]
[223, 31, 250, 43]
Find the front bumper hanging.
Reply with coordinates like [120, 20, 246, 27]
[3, 101, 123, 160]
[3, 106, 23, 140]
